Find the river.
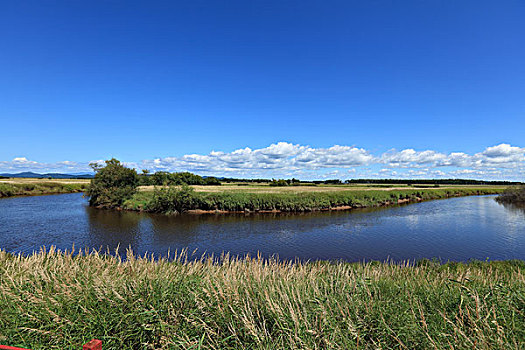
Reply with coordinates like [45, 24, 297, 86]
[1, 193, 524, 262]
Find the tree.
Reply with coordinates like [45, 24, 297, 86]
[86, 158, 138, 208]
[138, 169, 152, 186]
[204, 176, 221, 185]
[170, 172, 205, 185]
[152, 171, 171, 186]
[269, 179, 289, 187]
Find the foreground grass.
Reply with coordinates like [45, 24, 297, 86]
[0, 249, 523, 349]
[0, 181, 87, 198]
[124, 187, 504, 213]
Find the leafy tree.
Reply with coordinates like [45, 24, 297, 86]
[171, 172, 205, 185]
[204, 176, 221, 185]
[152, 171, 171, 186]
[324, 179, 342, 185]
[138, 169, 152, 186]
[86, 158, 138, 208]
[269, 179, 289, 187]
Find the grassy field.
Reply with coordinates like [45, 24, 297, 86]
[0, 248, 523, 349]
[0, 178, 88, 198]
[138, 183, 504, 193]
[125, 186, 506, 213]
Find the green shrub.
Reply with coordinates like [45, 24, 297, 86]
[146, 184, 200, 214]
[86, 158, 138, 208]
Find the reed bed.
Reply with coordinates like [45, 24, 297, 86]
[0, 248, 523, 349]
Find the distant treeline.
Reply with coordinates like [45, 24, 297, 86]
[138, 171, 221, 186]
[0, 172, 94, 179]
[344, 179, 522, 185]
[223, 177, 521, 186]
[221, 177, 271, 183]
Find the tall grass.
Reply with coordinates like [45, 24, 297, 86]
[0, 182, 86, 198]
[0, 248, 523, 349]
[125, 187, 503, 213]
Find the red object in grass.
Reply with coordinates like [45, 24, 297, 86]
[0, 339, 101, 350]
[83, 339, 102, 350]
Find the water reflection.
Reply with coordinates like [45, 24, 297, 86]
[85, 206, 142, 251]
[498, 202, 525, 217]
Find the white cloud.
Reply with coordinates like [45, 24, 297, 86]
[380, 143, 525, 170]
[0, 157, 91, 173]
[381, 149, 448, 167]
[1, 142, 524, 180]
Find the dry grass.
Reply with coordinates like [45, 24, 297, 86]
[0, 248, 523, 349]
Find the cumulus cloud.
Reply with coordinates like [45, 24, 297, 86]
[381, 143, 525, 169]
[380, 149, 448, 167]
[142, 142, 373, 173]
[1, 142, 524, 180]
[0, 157, 92, 173]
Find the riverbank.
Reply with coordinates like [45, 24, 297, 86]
[0, 248, 523, 349]
[123, 186, 505, 214]
[0, 181, 87, 198]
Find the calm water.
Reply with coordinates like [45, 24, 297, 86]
[1, 193, 524, 262]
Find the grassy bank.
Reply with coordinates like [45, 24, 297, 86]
[124, 187, 504, 213]
[0, 181, 87, 198]
[0, 248, 523, 349]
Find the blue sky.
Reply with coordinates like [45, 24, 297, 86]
[1, 1, 524, 180]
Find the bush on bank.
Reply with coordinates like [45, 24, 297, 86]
[145, 184, 199, 214]
[496, 185, 525, 204]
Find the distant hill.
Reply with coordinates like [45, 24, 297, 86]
[0, 172, 94, 179]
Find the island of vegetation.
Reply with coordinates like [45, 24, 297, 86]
[85, 158, 510, 215]
[0, 248, 523, 349]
